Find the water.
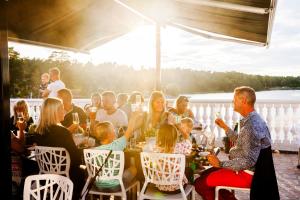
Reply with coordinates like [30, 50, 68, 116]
[184, 90, 300, 101]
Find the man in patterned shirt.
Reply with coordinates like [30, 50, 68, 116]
[194, 86, 276, 200]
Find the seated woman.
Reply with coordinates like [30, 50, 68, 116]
[93, 111, 142, 191]
[169, 96, 195, 120]
[154, 124, 192, 193]
[34, 97, 84, 199]
[10, 100, 34, 135]
[142, 91, 169, 138]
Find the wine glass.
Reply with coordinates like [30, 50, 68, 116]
[72, 113, 79, 133]
[17, 112, 24, 123]
[136, 95, 141, 105]
[72, 113, 79, 124]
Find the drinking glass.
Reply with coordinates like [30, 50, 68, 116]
[89, 107, 97, 120]
[17, 112, 24, 123]
[136, 95, 141, 105]
[72, 112, 79, 124]
[215, 111, 221, 119]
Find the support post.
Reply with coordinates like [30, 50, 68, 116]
[0, 0, 12, 198]
[155, 23, 161, 91]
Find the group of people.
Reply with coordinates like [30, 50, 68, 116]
[10, 67, 279, 200]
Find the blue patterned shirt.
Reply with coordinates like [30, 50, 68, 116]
[221, 111, 272, 171]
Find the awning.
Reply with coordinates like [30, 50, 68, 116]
[7, 0, 277, 51]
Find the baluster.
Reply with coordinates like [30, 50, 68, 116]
[282, 104, 290, 148]
[266, 104, 274, 142]
[209, 104, 216, 134]
[232, 111, 239, 131]
[291, 104, 299, 145]
[273, 104, 281, 147]
[224, 103, 231, 128]
[202, 103, 209, 128]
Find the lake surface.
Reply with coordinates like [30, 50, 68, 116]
[184, 90, 300, 101]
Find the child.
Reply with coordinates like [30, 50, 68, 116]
[180, 117, 196, 144]
[93, 112, 141, 191]
[154, 124, 192, 193]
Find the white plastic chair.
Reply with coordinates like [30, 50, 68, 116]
[215, 186, 250, 200]
[23, 174, 73, 200]
[139, 152, 195, 200]
[81, 149, 140, 200]
[35, 146, 71, 177]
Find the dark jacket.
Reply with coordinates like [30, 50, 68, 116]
[250, 146, 280, 200]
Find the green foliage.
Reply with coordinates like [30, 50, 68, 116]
[8, 48, 300, 98]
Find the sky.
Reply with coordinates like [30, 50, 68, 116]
[10, 0, 300, 77]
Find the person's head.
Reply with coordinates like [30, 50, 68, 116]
[156, 124, 178, 153]
[128, 92, 145, 104]
[149, 91, 166, 116]
[117, 93, 128, 107]
[49, 67, 61, 81]
[36, 98, 65, 134]
[13, 100, 30, 123]
[181, 117, 194, 134]
[94, 121, 116, 144]
[57, 88, 73, 108]
[101, 91, 116, 110]
[91, 92, 101, 108]
[233, 86, 256, 114]
[41, 73, 50, 84]
[175, 96, 189, 114]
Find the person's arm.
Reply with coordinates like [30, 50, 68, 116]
[188, 109, 195, 120]
[220, 128, 260, 171]
[124, 111, 143, 140]
[11, 132, 24, 153]
[215, 118, 238, 141]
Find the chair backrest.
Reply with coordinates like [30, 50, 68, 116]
[83, 149, 124, 181]
[35, 146, 71, 177]
[23, 174, 73, 200]
[140, 152, 185, 185]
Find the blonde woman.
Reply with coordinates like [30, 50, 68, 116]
[142, 91, 169, 135]
[35, 98, 84, 199]
[10, 100, 34, 134]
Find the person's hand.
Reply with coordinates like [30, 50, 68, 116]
[17, 121, 26, 131]
[68, 123, 79, 134]
[207, 154, 221, 167]
[167, 113, 176, 125]
[215, 118, 229, 132]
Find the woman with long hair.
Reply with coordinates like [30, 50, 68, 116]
[154, 124, 192, 193]
[35, 97, 84, 199]
[10, 100, 34, 134]
[143, 91, 169, 133]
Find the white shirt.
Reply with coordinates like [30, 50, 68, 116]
[47, 80, 65, 97]
[96, 108, 128, 128]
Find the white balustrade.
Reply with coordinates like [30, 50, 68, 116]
[10, 98, 300, 152]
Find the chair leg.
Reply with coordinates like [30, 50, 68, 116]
[215, 187, 219, 200]
[192, 188, 195, 200]
[136, 182, 140, 199]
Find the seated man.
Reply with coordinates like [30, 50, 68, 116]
[194, 86, 279, 200]
[96, 91, 128, 135]
[57, 88, 87, 133]
[93, 112, 142, 191]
